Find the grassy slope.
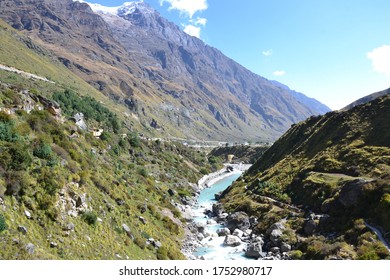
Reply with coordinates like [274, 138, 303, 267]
[220, 94, 390, 259]
[0, 19, 217, 259]
[0, 19, 150, 134]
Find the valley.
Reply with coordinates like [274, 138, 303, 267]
[0, 0, 389, 261]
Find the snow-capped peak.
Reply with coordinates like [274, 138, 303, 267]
[73, 0, 150, 16]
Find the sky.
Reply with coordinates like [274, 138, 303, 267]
[81, 0, 390, 110]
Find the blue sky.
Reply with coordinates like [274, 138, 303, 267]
[82, 0, 390, 109]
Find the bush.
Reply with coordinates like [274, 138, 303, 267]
[52, 89, 121, 132]
[82, 211, 97, 226]
[138, 167, 148, 178]
[33, 141, 52, 159]
[156, 246, 169, 260]
[8, 143, 32, 171]
[0, 214, 7, 232]
[38, 167, 64, 195]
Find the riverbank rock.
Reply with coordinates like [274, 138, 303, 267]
[226, 212, 250, 232]
[304, 220, 318, 235]
[223, 235, 241, 247]
[217, 228, 231, 236]
[212, 203, 223, 216]
[195, 222, 206, 234]
[245, 242, 263, 258]
[232, 229, 244, 238]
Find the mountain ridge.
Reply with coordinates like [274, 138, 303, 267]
[0, 0, 330, 142]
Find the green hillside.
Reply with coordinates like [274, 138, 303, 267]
[0, 19, 221, 259]
[220, 93, 390, 259]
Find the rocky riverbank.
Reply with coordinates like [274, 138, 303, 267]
[181, 164, 295, 260]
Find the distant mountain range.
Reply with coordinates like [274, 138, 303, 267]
[0, 0, 330, 142]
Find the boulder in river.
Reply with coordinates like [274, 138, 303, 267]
[216, 227, 231, 236]
[232, 228, 244, 239]
[223, 235, 242, 247]
[226, 211, 250, 232]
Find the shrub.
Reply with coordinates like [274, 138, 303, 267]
[156, 246, 169, 260]
[134, 237, 146, 249]
[82, 211, 97, 226]
[33, 141, 52, 159]
[138, 167, 148, 178]
[38, 167, 64, 195]
[0, 214, 7, 232]
[8, 143, 32, 171]
[129, 133, 140, 148]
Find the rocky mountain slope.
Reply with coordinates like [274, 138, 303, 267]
[219, 93, 390, 259]
[0, 18, 225, 260]
[342, 88, 390, 111]
[0, 0, 330, 142]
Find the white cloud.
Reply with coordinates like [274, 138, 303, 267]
[160, 0, 207, 18]
[262, 49, 273, 56]
[194, 17, 207, 26]
[367, 45, 390, 79]
[183, 24, 201, 38]
[273, 70, 285, 76]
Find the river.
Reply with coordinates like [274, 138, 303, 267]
[191, 168, 250, 260]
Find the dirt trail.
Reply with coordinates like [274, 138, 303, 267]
[0, 63, 55, 83]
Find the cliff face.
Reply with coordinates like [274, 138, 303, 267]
[0, 0, 330, 142]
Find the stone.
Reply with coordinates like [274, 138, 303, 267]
[223, 235, 242, 247]
[266, 222, 286, 235]
[97, 217, 103, 223]
[304, 220, 317, 235]
[214, 192, 222, 200]
[25, 243, 35, 254]
[50, 242, 58, 248]
[270, 247, 281, 254]
[245, 242, 263, 258]
[76, 194, 87, 208]
[116, 199, 125, 206]
[216, 227, 230, 236]
[281, 242, 291, 252]
[218, 213, 229, 220]
[195, 222, 206, 234]
[24, 210, 32, 219]
[122, 223, 131, 233]
[338, 179, 366, 208]
[154, 241, 162, 249]
[212, 203, 223, 216]
[270, 229, 283, 244]
[18, 225, 28, 234]
[226, 211, 250, 232]
[65, 222, 75, 231]
[12, 238, 20, 245]
[138, 216, 146, 225]
[197, 233, 205, 241]
[232, 228, 244, 238]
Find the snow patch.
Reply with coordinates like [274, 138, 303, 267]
[72, 0, 149, 16]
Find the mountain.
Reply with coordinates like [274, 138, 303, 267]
[271, 80, 330, 115]
[342, 87, 390, 111]
[219, 93, 390, 259]
[0, 0, 330, 142]
[0, 18, 219, 259]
